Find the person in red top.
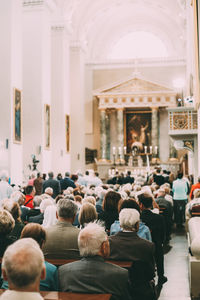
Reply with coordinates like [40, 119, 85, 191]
[190, 177, 200, 200]
[24, 185, 36, 209]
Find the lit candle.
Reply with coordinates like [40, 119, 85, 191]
[118, 147, 122, 155]
[113, 146, 116, 155]
[155, 146, 158, 155]
[124, 146, 127, 155]
[144, 146, 147, 153]
[102, 148, 105, 158]
[150, 146, 152, 154]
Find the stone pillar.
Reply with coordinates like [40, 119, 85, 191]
[70, 42, 86, 172]
[23, 0, 52, 175]
[117, 108, 124, 160]
[105, 111, 110, 160]
[100, 109, 107, 159]
[0, 0, 23, 184]
[51, 24, 71, 175]
[151, 107, 159, 157]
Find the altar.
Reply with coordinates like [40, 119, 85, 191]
[94, 74, 180, 179]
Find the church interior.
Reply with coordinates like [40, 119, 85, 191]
[1, 0, 200, 299]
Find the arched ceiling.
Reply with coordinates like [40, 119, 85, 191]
[54, 0, 186, 60]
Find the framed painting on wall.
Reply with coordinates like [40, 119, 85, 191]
[13, 88, 22, 144]
[44, 104, 50, 149]
[65, 114, 70, 152]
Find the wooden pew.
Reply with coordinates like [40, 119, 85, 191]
[0, 257, 132, 268]
[45, 258, 132, 268]
[0, 290, 111, 300]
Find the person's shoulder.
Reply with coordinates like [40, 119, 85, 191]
[45, 260, 57, 272]
[105, 260, 128, 276]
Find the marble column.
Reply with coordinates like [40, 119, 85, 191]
[151, 107, 159, 157]
[100, 109, 107, 159]
[105, 111, 110, 160]
[117, 108, 124, 160]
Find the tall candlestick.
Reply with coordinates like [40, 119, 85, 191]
[118, 147, 122, 155]
[112, 146, 116, 155]
[124, 146, 127, 155]
[155, 146, 158, 155]
[144, 146, 147, 154]
[150, 146, 152, 154]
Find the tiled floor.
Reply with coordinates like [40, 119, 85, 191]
[158, 227, 191, 300]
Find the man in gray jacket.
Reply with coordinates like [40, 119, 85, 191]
[43, 199, 80, 259]
[58, 222, 131, 300]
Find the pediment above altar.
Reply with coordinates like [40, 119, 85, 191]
[94, 76, 177, 109]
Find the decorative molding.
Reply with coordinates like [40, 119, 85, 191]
[23, 0, 56, 11]
[70, 40, 88, 53]
[86, 57, 186, 70]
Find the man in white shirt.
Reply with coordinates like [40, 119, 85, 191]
[0, 238, 46, 300]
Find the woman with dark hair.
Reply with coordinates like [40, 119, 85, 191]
[98, 191, 121, 231]
[110, 198, 152, 241]
[0, 209, 15, 257]
[1, 223, 58, 291]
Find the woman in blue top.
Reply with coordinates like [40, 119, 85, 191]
[110, 198, 152, 241]
[1, 223, 58, 291]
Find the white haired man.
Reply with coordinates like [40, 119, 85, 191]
[0, 238, 46, 300]
[0, 170, 13, 206]
[109, 209, 156, 300]
[58, 222, 131, 300]
[43, 199, 80, 259]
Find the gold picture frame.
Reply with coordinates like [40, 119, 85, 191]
[13, 88, 22, 144]
[65, 114, 70, 152]
[44, 104, 50, 149]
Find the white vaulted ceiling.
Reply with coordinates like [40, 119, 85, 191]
[54, 0, 186, 60]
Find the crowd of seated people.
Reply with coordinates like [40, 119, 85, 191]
[0, 167, 195, 300]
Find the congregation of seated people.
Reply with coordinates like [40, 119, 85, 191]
[0, 168, 195, 299]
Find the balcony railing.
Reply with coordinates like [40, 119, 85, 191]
[168, 107, 198, 135]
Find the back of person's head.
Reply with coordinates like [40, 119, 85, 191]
[127, 170, 131, 176]
[10, 191, 25, 205]
[74, 195, 82, 203]
[40, 198, 54, 213]
[118, 198, 140, 214]
[37, 172, 41, 178]
[119, 208, 140, 230]
[85, 170, 89, 176]
[198, 176, 200, 183]
[55, 194, 64, 204]
[21, 223, 46, 248]
[157, 189, 166, 197]
[42, 205, 57, 228]
[194, 189, 200, 199]
[45, 187, 53, 196]
[0, 209, 15, 235]
[2, 238, 45, 289]
[25, 185, 34, 195]
[33, 196, 42, 207]
[78, 203, 98, 226]
[83, 196, 96, 206]
[65, 171, 70, 177]
[48, 172, 54, 179]
[95, 172, 99, 177]
[0, 170, 9, 181]
[177, 172, 183, 179]
[71, 174, 78, 182]
[78, 222, 107, 256]
[138, 193, 153, 208]
[103, 191, 121, 211]
[3, 200, 21, 222]
[57, 199, 78, 219]
[156, 169, 161, 174]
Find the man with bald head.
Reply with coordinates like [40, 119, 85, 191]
[1, 238, 46, 299]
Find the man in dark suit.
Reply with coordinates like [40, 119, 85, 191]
[138, 193, 167, 286]
[58, 222, 131, 300]
[60, 172, 76, 192]
[109, 208, 155, 300]
[42, 171, 61, 198]
[123, 171, 134, 184]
